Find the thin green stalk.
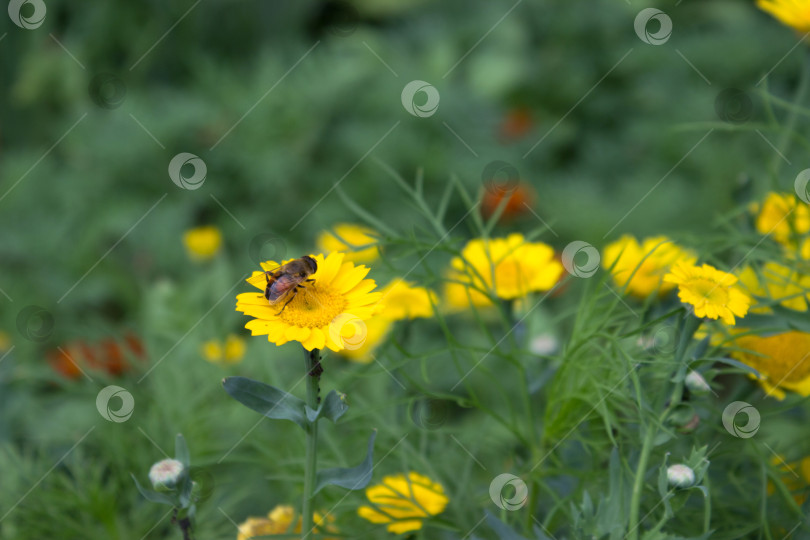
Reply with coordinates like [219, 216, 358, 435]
[627, 421, 657, 540]
[302, 348, 321, 538]
[628, 314, 698, 539]
[769, 48, 810, 184]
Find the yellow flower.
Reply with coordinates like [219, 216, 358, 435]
[664, 262, 751, 325]
[378, 279, 437, 320]
[737, 262, 810, 313]
[236, 504, 338, 540]
[602, 235, 697, 298]
[183, 225, 222, 261]
[357, 472, 449, 534]
[0, 331, 10, 352]
[236, 253, 381, 351]
[338, 315, 394, 364]
[754, 192, 810, 244]
[201, 340, 223, 363]
[444, 233, 563, 310]
[729, 331, 810, 399]
[317, 223, 380, 264]
[223, 334, 246, 363]
[201, 334, 246, 364]
[758, 0, 810, 33]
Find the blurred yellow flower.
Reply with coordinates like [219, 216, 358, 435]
[730, 331, 810, 399]
[236, 504, 337, 540]
[754, 192, 810, 244]
[758, 0, 810, 33]
[357, 472, 449, 534]
[201, 340, 222, 362]
[338, 315, 393, 364]
[317, 223, 380, 264]
[444, 233, 563, 310]
[201, 334, 246, 364]
[378, 279, 437, 320]
[183, 225, 222, 261]
[737, 262, 810, 313]
[236, 253, 381, 351]
[602, 235, 697, 298]
[0, 331, 10, 352]
[664, 262, 750, 325]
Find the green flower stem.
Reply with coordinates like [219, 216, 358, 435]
[628, 314, 699, 540]
[302, 347, 322, 538]
[770, 47, 810, 184]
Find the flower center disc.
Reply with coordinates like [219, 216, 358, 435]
[278, 283, 347, 328]
[689, 278, 729, 305]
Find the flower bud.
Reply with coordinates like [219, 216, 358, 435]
[148, 458, 185, 490]
[685, 370, 711, 395]
[666, 464, 695, 488]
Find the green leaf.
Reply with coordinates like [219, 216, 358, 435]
[131, 474, 176, 506]
[175, 433, 190, 467]
[314, 430, 376, 494]
[223, 376, 308, 429]
[305, 390, 349, 423]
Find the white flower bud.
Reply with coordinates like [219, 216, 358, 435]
[685, 370, 711, 394]
[667, 464, 695, 488]
[148, 458, 185, 490]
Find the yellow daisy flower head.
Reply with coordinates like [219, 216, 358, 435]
[316, 223, 380, 264]
[758, 0, 810, 33]
[377, 279, 437, 320]
[236, 504, 338, 540]
[236, 253, 381, 352]
[339, 315, 394, 364]
[754, 192, 810, 244]
[357, 472, 449, 534]
[737, 262, 810, 313]
[602, 235, 697, 298]
[664, 261, 751, 325]
[183, 225, 222, 261]
[730, 331, 810, 400]
[444, 233, 563, 310]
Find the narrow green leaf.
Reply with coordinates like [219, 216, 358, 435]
[314, 430, 376, 494]
[175, 433, 190, 467]
[223, 377, 308, 429]
[305, 390, 348, 423]
[131, 474, 176, 506]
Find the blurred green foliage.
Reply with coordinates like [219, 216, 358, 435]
[3, 0, 810, 538]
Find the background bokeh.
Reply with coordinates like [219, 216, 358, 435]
[2, 0, 808, 538]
